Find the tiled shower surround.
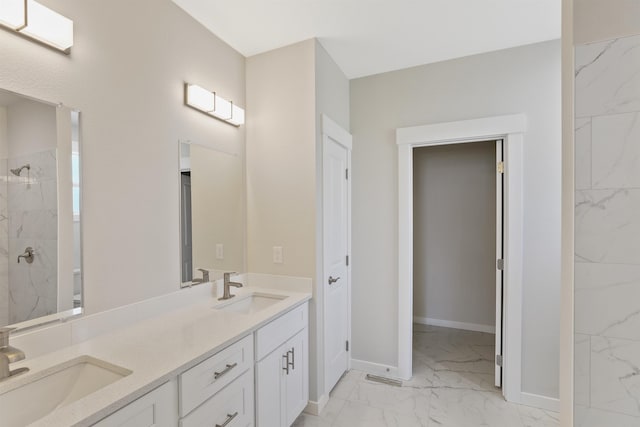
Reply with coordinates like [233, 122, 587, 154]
[575, 33, 640, 425]
[5, 149, 58, 324]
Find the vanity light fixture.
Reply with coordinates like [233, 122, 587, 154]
[184, 83, 245, 127]
[0, 0, 73, 54]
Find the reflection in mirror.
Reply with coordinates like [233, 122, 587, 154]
[180, 142, 244, 287]
[0, 88, 82, 329]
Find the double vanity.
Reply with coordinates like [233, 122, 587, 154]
[0, 283, 310, 427]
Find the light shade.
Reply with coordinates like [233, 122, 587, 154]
[0, 0, 73, 53]
[0, 0, 26, 29]
[211, 96, 232, 120]
[184, 82, 245, 127]
[21, 0, 73, 51]
[186, 84, 215, 112]
[228, 104, 245, 126]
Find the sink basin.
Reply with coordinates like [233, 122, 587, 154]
[0, 356, 132, 427]
[215, 293, 287, 315]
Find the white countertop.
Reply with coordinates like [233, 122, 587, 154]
[1, 287, 311, 427]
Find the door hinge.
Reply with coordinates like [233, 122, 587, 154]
[496, 354, 503, 367]
[497, 259, 504, 271]
[346, 168, 349, 179]
[497, 161, 505, 174]
[346, 340, 349, 352]
[346, 255, 349, 266]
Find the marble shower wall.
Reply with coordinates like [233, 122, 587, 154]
[7, 149, 57, 324]
[574, 33, 640, 425]
[0, 160, 7, 326]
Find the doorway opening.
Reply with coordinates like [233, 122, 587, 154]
[396, 114, 525, 403]
[412, 140, 504, 392]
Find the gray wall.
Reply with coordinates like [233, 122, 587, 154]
[413, 142, 496, 330]
[350, 40, 561, 398]
[0, 0, 245, 315]
[246, 38, 350, 404]
[246, 40, 316, 278]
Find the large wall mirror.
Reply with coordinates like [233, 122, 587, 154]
[179, 141, 244, 287]
[0, 88, 82, 329]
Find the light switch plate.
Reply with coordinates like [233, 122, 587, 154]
[216, 243, 224, 260]
[273, 246, 283, 264]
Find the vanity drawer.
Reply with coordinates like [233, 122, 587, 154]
[255, 303, 308, 361]
[180, 334, 253, 416]
[180, 369, 254, 427]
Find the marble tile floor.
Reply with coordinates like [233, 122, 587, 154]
[294, 324, 559, 427]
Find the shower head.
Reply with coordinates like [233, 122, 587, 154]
[10, 164, 30, 176]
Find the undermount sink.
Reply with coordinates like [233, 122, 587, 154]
[0, 355, 132, 427]
[215, 293, 287, 315]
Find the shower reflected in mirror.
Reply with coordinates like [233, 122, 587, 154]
[10, 164, 30, 176]
[0, 88, 82, 329]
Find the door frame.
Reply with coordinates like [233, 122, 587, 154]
[396, 114, 525, 403]
[321, 114, 352, 404]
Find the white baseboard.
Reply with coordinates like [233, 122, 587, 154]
[414, 316, 496, 334]
[351, 359, 403, 380]
[304, 393, 329, 416]
[519, 392, 560, 412]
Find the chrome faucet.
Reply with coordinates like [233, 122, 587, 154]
[0, 328, 28, 381]
[191, 268, 210, 285]
[219, 272, 242, 300]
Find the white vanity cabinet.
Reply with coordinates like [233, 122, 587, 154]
[93, 380, 178, 427]
[255, 303, 309, 427]
[88, 298, 309, 427]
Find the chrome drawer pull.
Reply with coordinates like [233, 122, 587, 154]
[214, 362, 238, 380]
[282, 353, 290, 374]
[215, 411, 238, 427]
[288, 348, 295, 370]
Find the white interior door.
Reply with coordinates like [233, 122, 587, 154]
[495, 139, 504, 389]
[323, 116, 352, 395]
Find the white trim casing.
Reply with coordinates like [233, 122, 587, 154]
[396, 114, 526, 405]
[322, 115, 353, 151]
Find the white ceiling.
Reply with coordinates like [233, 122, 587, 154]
[172, 0, 561, 79]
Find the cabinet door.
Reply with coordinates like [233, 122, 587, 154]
[93, 380, 178, 427]
[255, 344, 286, 427]
[284, 328, 309, 426]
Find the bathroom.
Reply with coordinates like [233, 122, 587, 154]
[0, 0, 637, 426]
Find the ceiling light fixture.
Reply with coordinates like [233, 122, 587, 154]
[0, 0, 73, 53]
[184, 83, 245, 127]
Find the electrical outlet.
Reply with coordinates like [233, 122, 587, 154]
[216, 243, 224, 260]
[273, 246, 283, 264]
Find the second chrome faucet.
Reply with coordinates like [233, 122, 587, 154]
[219, 272, 242, 300]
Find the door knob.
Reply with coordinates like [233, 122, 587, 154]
[328, 276, 340, 285]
